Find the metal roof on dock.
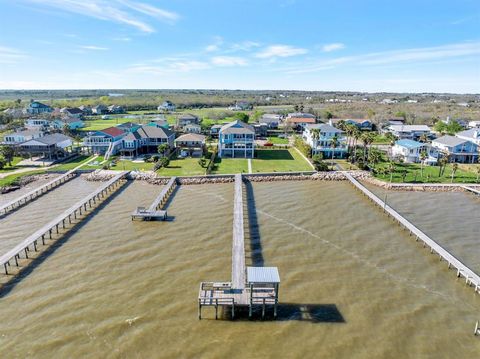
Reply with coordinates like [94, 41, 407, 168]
[247, 267, 280, 283]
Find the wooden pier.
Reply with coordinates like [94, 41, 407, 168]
[199, 174, 280, 320]
[0, 170, 77, 217]
[131, 176, 177, 221]
[0, 171, 129, 278]
[462, 185, 480, 196]
[344, 172, 480, 295]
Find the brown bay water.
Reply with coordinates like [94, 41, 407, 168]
[0, 180, 478, 358]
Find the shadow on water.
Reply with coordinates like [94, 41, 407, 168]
[244, 180, 264, 267]
[0, 180, 132, 298]
[214, 303, 346, 323]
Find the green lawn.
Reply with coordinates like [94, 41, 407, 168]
[372, 134, 393, 145]
[374, 162, 480, 183]
[0, 169, 47, 187]
[0, 157, 24, 173]
[267, 136, 289, 144]
[47, 155, 95, 172]
[157, 157, 205, 176]
[251, 149, 313, 173]
[81, 119, 128, 131]
[211, 157, 249, 174]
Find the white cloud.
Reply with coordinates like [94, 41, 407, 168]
[113, 37, 131, 42]
[322, 43, 345, 52]
[256, 45, 307, 59]
[229, 41, 261, 52]
[79, 45, 109, 51]
[204, 36, 224, 52]
[211, 56, 248, 66]
[286, 41, 480, 74]
[24, 0, 180, 33]
[0, 46, 27, 64]
[128, 59, 210, 75]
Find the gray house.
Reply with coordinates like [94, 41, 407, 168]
[121, 125, 175, 157]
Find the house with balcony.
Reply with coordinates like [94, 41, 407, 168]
[60, 107, 84, 119]
[391, 139, 437, 164]
[177, 114, 200, 128]
[260, 114, 282, 129]
[303, 124, 347, 158]
[120, 125, 174, 158]
[24, 118, 53, 130]
[431, 135, 478, 163]
[2, 129, 44, 145]
[17, 133, 73, 160]
[184, 123, 202, 134]
[174, 133, 206, 157]
[218, 120, 255, 158]
[83, 127, 126, 155]
[53, 117, 85, 130]
[25, 101, 53, 115]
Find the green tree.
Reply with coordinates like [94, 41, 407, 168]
[157, 143, 170, 157]
[368, 148, 382, 169]
[395, 111, 407, 121]
[419, 150, 428, 178]
[0, 146, 15, 166]
[234, 112, 249, 123]
[450, 163, 458, 183]
[312, 154, 328, 171]
[323, 110, 333, 120]
[0, 156, 6, 170]
[330, 134, 339, 167]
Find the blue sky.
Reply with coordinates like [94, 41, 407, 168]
[0, 0, 479, 92]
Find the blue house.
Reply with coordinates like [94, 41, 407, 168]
[83, 127, 126, 155]
[26, 101, 53, 115]
[431, 135, 478, 163]
[218, 120, 255, 158]
[53, 117, 85, 130]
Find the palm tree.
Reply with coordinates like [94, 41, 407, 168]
[361, 132, 374, 166]
[388, 160, 396, 183]
[352, 127, 362, 163]
[368, 148, 382, 170]
[419, 134, 428, 143]
[438, 152, 449, 177]
[451, 163, 458, 183]
[419, 150, 428, 178]
[330, 134, 339, 168]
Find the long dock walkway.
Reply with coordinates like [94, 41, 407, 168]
[198, 174, 280, 319]
[0, 170, 77, 217]
[232, 174, 246, 290]
[131, 176, 177, 220]
[0, 171, 129, 278]
[344, 172, 480, 294]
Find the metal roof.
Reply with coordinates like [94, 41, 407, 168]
[247, 267, 280, 283]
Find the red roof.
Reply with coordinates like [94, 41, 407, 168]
[287, 117, 316, 124]
[99, 127, 125, 137]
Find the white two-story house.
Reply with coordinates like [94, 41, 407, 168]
[391, 139, 437, 164]
[218, 120, 255, 158]
[386, 125, 432, 140]
[303, 124, 347, 158]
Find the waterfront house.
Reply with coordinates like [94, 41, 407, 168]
[92, 105, 108, 115]
[218, 120, 255, 158]
[60, 107, 84, 119]
[386, 125, 432, 140]
[158, 101, 176, 112]
[456, 128, 480, 146]
[391, 139, 437, 164]
[174, 133, 206, 157]
[25, 101, 53, 115]
[210, 124, 223, 137]
[17, 133, 73, 160]
[431, 135, 478, 163]
[184, 123, 202, 134]
[83, 127, 126, 155]
[260, 114, 282, 129]
[302, 123, 347, 158]
[108, 105, 125, 114]
[329, 118, 373, 131]
[120, 125, 174, 158]
[286, 117, 317, 132]
[2, 129, 43, 145]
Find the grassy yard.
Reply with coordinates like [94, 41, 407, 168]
[372, 134, 393, 145]
[81, 119, 125, 131]
[0, 169, 47, 187]
[251, 149, 313, 173]
[157, 157, 205, 176]
[0, 157, 24, 173]
[334, 159, 359, 170]
[267, 136, 289, 144]
[374, 161, 480, 183]
[47, 155, 95, 172]
[211, 157, 249, 174]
